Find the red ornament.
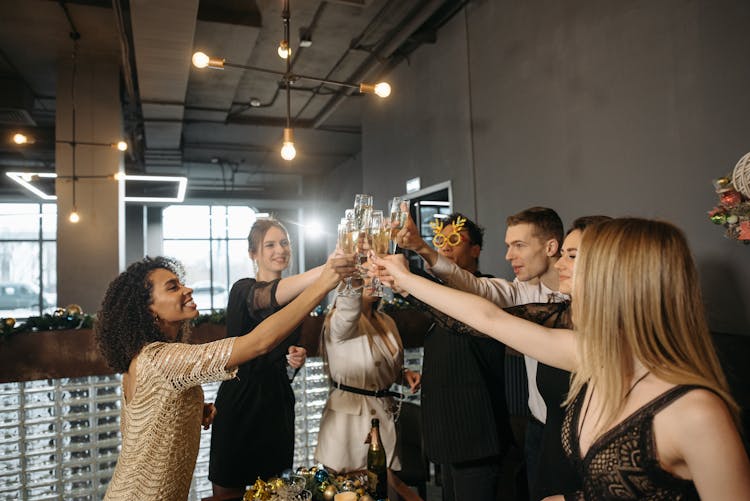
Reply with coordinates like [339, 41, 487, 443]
[738, 221, 750, 241]
[720, 189, 742, 207]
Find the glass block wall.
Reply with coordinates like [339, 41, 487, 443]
[0, 348, 424, 500]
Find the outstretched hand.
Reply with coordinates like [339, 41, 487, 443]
[370, 253, 410, 291]
[392, 213, 425, 252]
[320, 251, 357, 289]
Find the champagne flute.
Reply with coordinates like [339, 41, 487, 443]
[353, 194, 373, 233]
[337, 219, 359, 296]
[369, 210, 388, 297]
[353, 194, 373, 279]
[388, 197, 410, 253]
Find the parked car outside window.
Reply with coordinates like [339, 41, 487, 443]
[0, 282, 48, 310]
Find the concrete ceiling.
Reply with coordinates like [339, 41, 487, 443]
[0, 0, 466, 203]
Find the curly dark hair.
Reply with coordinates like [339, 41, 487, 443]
[94, 256, 190, 373]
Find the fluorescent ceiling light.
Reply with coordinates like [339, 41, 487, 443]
[5, 171, 188, 203]
[6, 172, 57, 200]
[121, 174, 188, 202]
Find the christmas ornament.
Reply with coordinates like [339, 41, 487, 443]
[314, 468, 329, 483]
[739, 221, 750, 240]
[720, 189, 742, 207]
[340, 479, 355, 492]
[322, 484, 337, 500]
[732, 152, 750, 198]
[65, 304, 83, 316]
[4, 317, 15, 328]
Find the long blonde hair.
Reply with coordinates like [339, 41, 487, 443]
[566, 218, 738, 433]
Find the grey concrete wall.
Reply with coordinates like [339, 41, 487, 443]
[357, 0, 750, 334]
[314, 153, 363, 260]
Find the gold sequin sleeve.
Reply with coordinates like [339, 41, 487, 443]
[104, 337, 238, 500]
[141, 337, 238, 391]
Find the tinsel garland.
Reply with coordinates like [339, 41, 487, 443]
[1, 293, 416, 339]
[1, 307, 93, 338]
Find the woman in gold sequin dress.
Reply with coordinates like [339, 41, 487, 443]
[95, 255, 353, 501]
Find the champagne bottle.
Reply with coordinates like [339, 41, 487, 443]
[366, 418, 388, 500]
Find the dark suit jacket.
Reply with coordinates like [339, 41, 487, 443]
[410, 271, 514, 464]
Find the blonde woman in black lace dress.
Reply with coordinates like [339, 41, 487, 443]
[375, 218, 750, 500]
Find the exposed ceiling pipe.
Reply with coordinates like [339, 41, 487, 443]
[112, 0, 144, 169]
[312, 0, 447, 129]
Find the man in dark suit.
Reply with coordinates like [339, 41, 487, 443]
[416, 213, 514, 501]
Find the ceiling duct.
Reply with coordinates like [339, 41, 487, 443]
[0, 78, 36, 126]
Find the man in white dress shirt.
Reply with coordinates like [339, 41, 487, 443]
[395, 206, 566, 496]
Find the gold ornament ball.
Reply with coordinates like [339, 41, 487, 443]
[359, 494, 375, 501]
[53, 308, 66, 318]
[4, 317, 15, 328]
[65, 304, 83, 316]
[322, 484, 338, 500]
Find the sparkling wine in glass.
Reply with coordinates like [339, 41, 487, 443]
[337, 220, 359, 296]
[388, 197, 410, 251]
[353, 194, 373, 232]
[371, 211, 389, 256]
[369, 210, 389, 297]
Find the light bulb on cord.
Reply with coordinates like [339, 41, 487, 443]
[12, 133, 28, 144]
[374, 82, 391, 98]
[115, 141, 128, 151]
[69, 209, 80, 223]
[191, 51, 224, 69]
[359, 82, 392, 98]
[192, 51, 209, 68]
[280, 128, 296, 161]
[277, 41, 291, 59]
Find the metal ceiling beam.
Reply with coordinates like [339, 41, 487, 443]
[312, 0, 447, 129]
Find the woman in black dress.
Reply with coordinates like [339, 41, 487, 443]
[209, 218, 333, 498]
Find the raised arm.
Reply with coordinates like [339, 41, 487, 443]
[274, 262, 327, 305]
[393, 214, 440, 267]
[227, 255, 354, 367]
[326, 292, 362, 342]
[374, 254, 578, 371]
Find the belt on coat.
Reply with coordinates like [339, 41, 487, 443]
[331, 380, 403, 399]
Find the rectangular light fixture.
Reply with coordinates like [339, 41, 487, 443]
[5, 171, 188, 203]
[120, 174, 188, 202]
[6, 172, 58, 200]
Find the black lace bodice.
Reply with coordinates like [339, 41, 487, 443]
[405, 295, 571, 336]
[561, 385, 701, 500]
